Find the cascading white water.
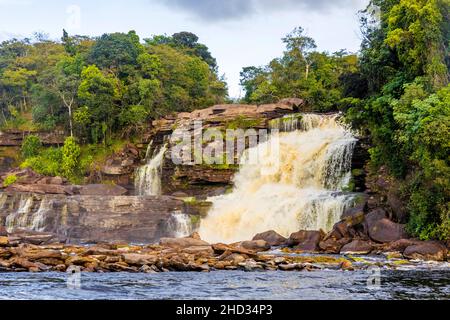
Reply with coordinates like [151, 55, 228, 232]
[167, 212, 194, 238]
[199, 113, 358, 244]
[134, 142, 168, 196]
[5, 195, 54, 233]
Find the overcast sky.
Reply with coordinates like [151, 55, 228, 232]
[0, 0, 369, 98]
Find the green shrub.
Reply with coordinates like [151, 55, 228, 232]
[3, 174, 18, 187]
[61, 137, 81, 180]
[20, 147, 63, 177]
[21, 135, 42, 159]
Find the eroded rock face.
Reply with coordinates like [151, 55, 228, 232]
[79, 184, 128, 196]
[403, 242, 448, 261]
[0, 192, 190, 244]
[252, 230, 287, 246]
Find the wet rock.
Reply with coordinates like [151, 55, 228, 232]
[319, 238, 352, 254]
[368, 218, 408, 243]
[252, 230, 287, 246]
[278, 263, 298, 271]
[159, 237, 209, 248]
[340, 240, 373, 255]
[403, 242, 447, 261]
[387, 189, 408, 223]
[212, 243, 258, 257]
[340, 260, 354, 271]
[122, 253, 158, 266]
[239, 240, 271, 252]
[79, 184, 128, 196]
[288, 230, 323, 252]
[0, 226, 7, 237]
[238, 259, 263, 271]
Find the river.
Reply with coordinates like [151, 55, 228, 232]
[1, 267, 448, 300]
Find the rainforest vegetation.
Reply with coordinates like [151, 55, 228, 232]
[0, 0, 448, 240]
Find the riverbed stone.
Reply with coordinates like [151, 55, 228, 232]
[288, 230, 324, 252]
[252, 230, 287, 246]
[239, 240, 271, 252]
[403, 242, 447, 261]
[340, 240, 373, 255]
[159, 237, 209, 248]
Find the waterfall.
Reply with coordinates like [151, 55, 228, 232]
[199, 113, 358, 243]
[5, 195, 54, 233]
[167, 212, 194, 238]
[134, 142, 168, 196]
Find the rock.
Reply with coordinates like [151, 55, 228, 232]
[382, 239, 421, 253]
[0, 226, 8, 237]
[368, 218, 408, 243]
[340, 260, 354, 271]
[252, 230, 287, 246]
[287, 230, 323, 252]
[342, 207, 365, 226]
[182, 246, 214, 255]
[189, 232, 202, 240]
[2, 193, 186, 244]
[159, 237, 209, 248]
[211, 243, 258, 257]
[340, 240, 373, 255]
[365, 208, 387, 227]
[319, 238, 352, 254]
[403, 242, 447, 261]
[6, 183, 70, 195]
[239, 240, 271, 252]
[0, 236, 9, 247]
[122, 253, 157, 266]
[79, 184, 128, 196]
[222, 253, 246, 265]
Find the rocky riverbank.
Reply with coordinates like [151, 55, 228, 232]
[0, 228, 447, 273]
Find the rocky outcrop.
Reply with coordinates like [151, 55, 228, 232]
[0, 192, 200, 244]
[79, 184, 128, 196]
[0, 130, 66, 147]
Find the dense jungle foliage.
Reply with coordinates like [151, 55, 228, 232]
[0, 0, 448, 239]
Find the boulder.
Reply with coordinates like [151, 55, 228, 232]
[211, 243, 258, 256]
[403, 242, 447, 261]
[319, 238, 352, 254]
[79, 184, 128, 196]
[368, 218, 408, 243]
[239, 240, 271, 252]
[381, 239, 421, 253]
[0, 226, 7, 237]
[121, 253, 158, 266]
[252, 230, 287, 246]
[340, 240, 373, 255]
[287, 230, 323, 252]
[387, 190, 408, 223]
[365, 208, 387, 227]
[159, 237, 209, 248]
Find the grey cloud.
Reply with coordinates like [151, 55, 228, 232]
[157, 0, 359, 21]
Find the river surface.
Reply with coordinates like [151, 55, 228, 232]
[0, 267, 449, 300]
